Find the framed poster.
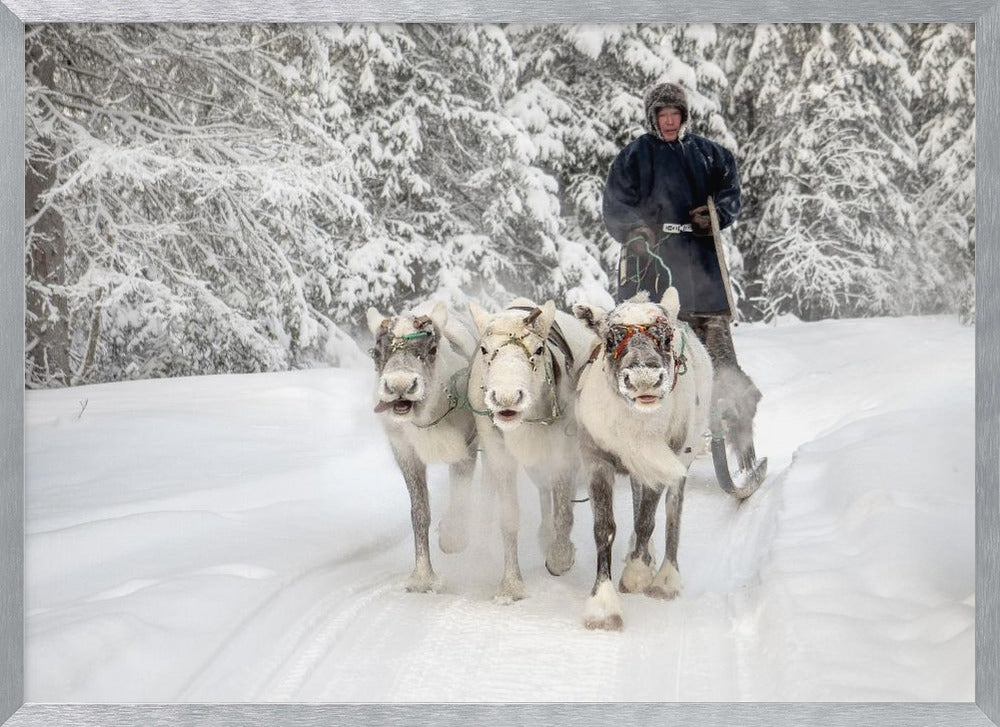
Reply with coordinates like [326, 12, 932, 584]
[1, 2, 998, 726]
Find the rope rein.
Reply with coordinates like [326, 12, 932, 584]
[625, 232, 674, 292]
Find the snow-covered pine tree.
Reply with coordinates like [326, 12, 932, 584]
[911, 23, 975, 319]
[310, 23, 594, 317]
[26, 23, 976, 387]
[25, 23, 369, 386]
[728, 24, 921, 320]
[506, 23, 733, 306]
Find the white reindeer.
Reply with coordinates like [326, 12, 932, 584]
[572, 289, 712, 630]
[366, 301, 478, 593]
[467, 298, 592, 602]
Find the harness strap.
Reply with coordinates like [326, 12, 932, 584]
[609, 320, 690, 392]
[507, 305, 575, 376]
[670, 325, 689, 392]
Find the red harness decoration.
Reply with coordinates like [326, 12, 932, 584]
[613, 325, 660, 360]
[611, 322, 687, 392]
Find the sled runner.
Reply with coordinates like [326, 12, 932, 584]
[707, 197, 768, 500]
[711, 435, 768, 499]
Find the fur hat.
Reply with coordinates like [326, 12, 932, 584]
[644, 82, 689, 140]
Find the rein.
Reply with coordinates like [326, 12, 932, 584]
[624, 233, 674, 293]
[411, 366, 470, 429]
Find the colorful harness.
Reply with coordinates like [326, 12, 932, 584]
[607, 319, 688, 392]
[372, 316, 464, 430]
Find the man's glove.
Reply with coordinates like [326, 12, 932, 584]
[690, 205, 712, 235]
[625, 226, 655, 256]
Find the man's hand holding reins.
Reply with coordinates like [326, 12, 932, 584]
[625, 226, 656, 256]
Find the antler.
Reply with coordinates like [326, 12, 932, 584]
[522, 308, 542, 326]
[413, 315, 433, 329]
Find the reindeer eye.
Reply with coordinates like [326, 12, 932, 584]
[534, 345, 544, 356]
[480, 345, 488, 356]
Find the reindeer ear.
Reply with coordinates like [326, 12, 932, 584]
[660, 287, 681, 321]
[468, 300, 491, 335]
[429, 301, 448, 331]
[535, 300, 557, 336]
[366, 307, 387, 336]
[572, 303, 607, 332]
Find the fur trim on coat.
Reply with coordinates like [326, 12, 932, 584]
[644, 82, 689, 141]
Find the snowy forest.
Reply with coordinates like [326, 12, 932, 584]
[24, 23, 975, 388]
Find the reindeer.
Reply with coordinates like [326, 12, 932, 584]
[571, 289, 712, 630]
[467, 298, 592, 602]
[366, 301, 478, 593]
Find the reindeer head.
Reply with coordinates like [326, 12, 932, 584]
[469, 299, 558, 431]
[366, 301, 448, 421]
[573, 289, 683, 412]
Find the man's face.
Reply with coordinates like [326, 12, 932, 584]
[656, 107, 683, 141]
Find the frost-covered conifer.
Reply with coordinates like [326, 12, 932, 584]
[310, 23, 591, 315]
[911, 23, 975, 317]
[728, 24, 921, 320]
[25, 22, 976, 387]
[26, 23, 369, 385]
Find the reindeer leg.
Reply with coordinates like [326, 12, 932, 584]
[545, 471, 576, 576]
[647, 477, 686, 600]
[532, 473, 555, 554]
[583, 460, 623, 630]
[488, 450, 525, 603]
[439, 455, 474, 554]
[627, 475, 659, 563]
[390, 441, 438, 593]
[620, 479, 660, 593]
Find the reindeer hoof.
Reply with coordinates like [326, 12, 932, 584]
[645, 563, 683, 600]
[438, 517, 469, 554]
[618, 555, 655, 593]
[583, 581, 624, 631]
[644, 584, 680, 600]
[545, 539, 575, 576]
[584, 614, 624, 631]
[494, 579, 527, 604]
[405, 573, 442, 594]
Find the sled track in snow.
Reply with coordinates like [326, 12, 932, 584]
[174, 530, 408, 701]
[174, 457, 790, 702]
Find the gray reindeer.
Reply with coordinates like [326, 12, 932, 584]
[572, 289, 712, 630]
[366, 301, 478, 593]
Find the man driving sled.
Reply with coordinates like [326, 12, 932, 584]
[601, 81, 766, 494]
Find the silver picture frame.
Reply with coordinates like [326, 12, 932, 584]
[1, 2, 997, 725]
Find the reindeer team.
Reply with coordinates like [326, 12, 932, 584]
[366, 288, 729, 630]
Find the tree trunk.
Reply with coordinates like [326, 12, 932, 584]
[25, 40, 69, 386]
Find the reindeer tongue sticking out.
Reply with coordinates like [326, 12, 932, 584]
[375, 399, 415, 415]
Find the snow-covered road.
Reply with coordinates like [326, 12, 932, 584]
[24, 315, 974, 702]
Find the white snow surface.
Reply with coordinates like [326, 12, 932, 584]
[25, 315, 974, 702]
